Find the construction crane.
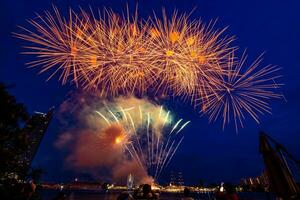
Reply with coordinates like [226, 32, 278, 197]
[259, 132, 300, 199]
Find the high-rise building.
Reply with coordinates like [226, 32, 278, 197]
[177, 172, 184, 186]
[18, 107, 54, 172]
[169, 171, 184, 186]
[170, 171, 176, 186]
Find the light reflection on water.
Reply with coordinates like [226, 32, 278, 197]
[41, 190, 273, 200]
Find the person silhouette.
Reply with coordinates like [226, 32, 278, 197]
[181, 187, 194, 200]
[142, 184, 157, 199]
[223, 183, 239, 200]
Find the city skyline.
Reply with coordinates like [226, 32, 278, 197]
[1, 0, 300, 185]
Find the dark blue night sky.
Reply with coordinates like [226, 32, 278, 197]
[1, 0, 300, 185]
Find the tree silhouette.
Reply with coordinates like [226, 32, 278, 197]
[0, 83, 30, 179]
[0, 83, 43, 200]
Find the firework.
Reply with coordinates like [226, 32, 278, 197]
[14, 7, 233, 98]
[14, 7, 93, 86]
[95, 105, 190, 181]
[201, 52, 282, 131]
[15, 6, 282, 130]
[148, 11, 233, 101]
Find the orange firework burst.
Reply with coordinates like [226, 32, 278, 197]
[15, 7, 93, 86]
[14, 7, 233, 97]
[201, 52, 283, 131]
[81, 9, 159, 96]
[148, 11, 234, 101]
[14, 6, 282, 130]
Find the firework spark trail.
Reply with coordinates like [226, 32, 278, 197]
[118, 106, 128, 121]
[176, 121, 191, 134]
[155, 118, 184, 177]
[108, 109, 120, 124]
[201, 52, 282, 131]
[153, 110, 169, 174]
[155, 120, 189, 179]
[155, 139, 176, 180]
[155, 135, 172, 179]
[156, 111, 170, 161]
[171, 119, 183, 133]
[147, 112, 151, 166]
[95, 111, 111, 125]
[127, 107, 187, 180]
[158, 136, 185, 178]
[127, 112, 146, 164]
[128, 142, 145, 171]
[95, 105, 189, 181]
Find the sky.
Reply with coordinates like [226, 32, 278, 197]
[1, 0, 300, 185]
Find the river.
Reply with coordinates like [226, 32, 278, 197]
[41, 190, 275, 200]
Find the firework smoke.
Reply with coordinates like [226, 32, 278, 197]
[55, 93, 189, 183]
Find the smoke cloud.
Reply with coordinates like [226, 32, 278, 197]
[54, 93, 170, 184]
